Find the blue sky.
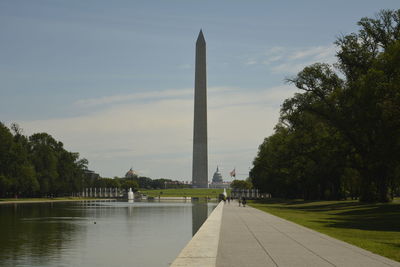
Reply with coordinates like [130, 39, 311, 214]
[1, 0, 399, 180]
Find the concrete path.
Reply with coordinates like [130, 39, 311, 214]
[216, 201, 400, 267]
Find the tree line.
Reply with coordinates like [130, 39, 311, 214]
[0, 123, 89, 197]
[230, 179, 252, 190]
[250, 10, 400, 202]
[93, 176, 190, 192]
[0, 122, 190, 197]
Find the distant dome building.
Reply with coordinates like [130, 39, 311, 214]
[210, 166, 230, 189]
[125, 168, 138, 179]
[212, 166, 223, 183]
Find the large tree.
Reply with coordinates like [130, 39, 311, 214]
[0, 123, 90, 197]
[287, 10, 400, 202]
[252, 10, 400, 202]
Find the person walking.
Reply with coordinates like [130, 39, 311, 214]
[241, 196, 246, 207]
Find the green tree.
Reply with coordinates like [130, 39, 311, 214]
[29, 133, 59, 196]
[17, 165, 39, 196]
[231, 179, 252, 190]
[9, 124, 39, 197]
[251, 127, 301, 198]
[97, 177, 121, 188]
[252, 10, 400, 202]
[0, 123, 15, 182]
[0, 175, 13, 197]
[286, 10, 400, 202]
[136, 176, 154, 189]
[0, 123, 90, 197]
[121, 179, 139, 191]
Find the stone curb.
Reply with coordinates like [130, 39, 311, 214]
[171, 201, 224, 267]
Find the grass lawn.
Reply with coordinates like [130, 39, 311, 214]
[250, 199, 400, 262]
[140, 188, 230, 198]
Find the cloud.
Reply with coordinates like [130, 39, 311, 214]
[288, 45, 336, 62]
[245, 45, 337, 74]
[245, 59, 257, 65]
[264, 46, 285, 56]
[276, 45, 336, 73]
[262, 55, 283, 65]
[271, 61, 314, 74]
[178, 64, 192, 69]
[20, 85, 297, 180]
[74, 89, 192, 107]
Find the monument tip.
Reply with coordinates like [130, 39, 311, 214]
[196, 29, 205, 44]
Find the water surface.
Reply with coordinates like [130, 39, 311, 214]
[0, 200, 216, 267]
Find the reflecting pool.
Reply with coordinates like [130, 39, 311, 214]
[0, 201, 217, 267]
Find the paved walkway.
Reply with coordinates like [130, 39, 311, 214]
[216, 201, 400, 267]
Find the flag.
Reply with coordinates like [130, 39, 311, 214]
[230, 168, 236, 178]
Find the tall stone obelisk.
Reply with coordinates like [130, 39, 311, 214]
[192, 30, 208, 188]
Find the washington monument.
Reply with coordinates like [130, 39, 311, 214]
[192, 30, 208, 188]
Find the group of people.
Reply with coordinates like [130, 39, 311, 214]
[222, 196, 246, 207]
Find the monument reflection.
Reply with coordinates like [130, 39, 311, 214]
[191, 201, 210, 236]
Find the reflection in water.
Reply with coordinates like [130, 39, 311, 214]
[0, 201, 216, 267]
[0, 202, 83, 266]
[192, 202, 209, 236]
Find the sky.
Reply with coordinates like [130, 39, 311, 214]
[1, 0, 399, 181]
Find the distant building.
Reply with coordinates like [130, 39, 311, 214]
[209, 166, 230, 189]
[212, 166, 223, 183]
[125, 168, 138, 179]
[84, 169, 100, 181]
[84, 169, 100, 179]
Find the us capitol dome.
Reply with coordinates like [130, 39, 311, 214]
[210, 166, 230, 189]
[212, 166, 223, 183]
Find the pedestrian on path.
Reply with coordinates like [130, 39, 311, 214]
[241, 197, 246, 207]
